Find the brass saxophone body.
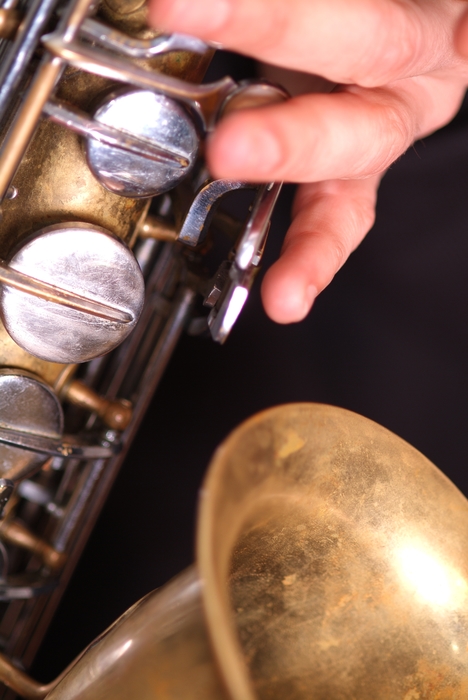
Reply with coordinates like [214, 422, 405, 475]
[0, 0, 284, 691]
[2, 1, 463, 698]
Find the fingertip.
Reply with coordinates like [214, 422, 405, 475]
[207, 115, 283, 181]
[261, 267, 317, 324]
[454, 9, 468, 57]
[206, 120, 249, 180]
[148, 0, 174, 30]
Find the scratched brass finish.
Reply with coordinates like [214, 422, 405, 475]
[98, 0, 214, 80]
[2, 403, 462, 700]
[0, 10, 211, 252]
[44, 568, 230, 700]
[0, 325, 68, 387]
[0, 71, 149, 256]
[0, 4, 218, 685]
[202, 403, 468, 699]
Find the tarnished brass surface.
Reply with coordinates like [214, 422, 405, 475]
[2, 403, 463, 700]
[0, 70, 149, 255]
[99, 0, 214, 80]
[199, 404, 468, 699]
[19, 27, 212, 245]
[45, 568, 230, 700]
[0, 3, 212, 397]
[0, 325, 68, 387]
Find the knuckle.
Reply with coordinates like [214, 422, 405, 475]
[324, 195, 375, 274]
[352, 91, 416, 175]
[353, 191, 377, 236]
[330, 236, 351, 271]
[235, 0, 290, 54]
[323, 229, 350, 273]
[352, 2, 421, 86]
[380, 99, 415, 163]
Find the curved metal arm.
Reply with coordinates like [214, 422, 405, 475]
[80, 19, 209, 58]
[0, 651, 56, 699]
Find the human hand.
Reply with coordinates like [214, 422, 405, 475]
[150, 0, 468, 323]
[455, 7, 468, 58]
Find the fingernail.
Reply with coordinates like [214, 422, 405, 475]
[154, 0, 232, 34]
[302, 285, 317, 317]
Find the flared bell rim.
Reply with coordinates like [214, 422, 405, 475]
[197, 402, 468, 700]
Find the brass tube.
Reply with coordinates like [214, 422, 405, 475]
[139, 214, 177, 242]
[0, 56, 63, 198]
[0, 0, 97, 198]
[63, 379, 133, 430]
[0, 9, 21, 39]
[0, 652, 56, 699]
[0, 519, 67, 572]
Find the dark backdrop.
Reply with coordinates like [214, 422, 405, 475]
[32, 57, 468, 680]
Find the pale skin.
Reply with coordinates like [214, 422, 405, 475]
[149, 0, 468, 324]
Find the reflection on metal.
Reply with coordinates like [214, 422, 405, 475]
[80, 19, 209, 58]
[0, 480, 13, 516]
[6, 404, 468, 699]
[42, 33, 236, 131]
[42, 34, 287, 133]
[235, 182, 281, 270]
[0, 428, 118, 460]
[17, 480, 52, 507]
[0, 0, 61, 123]
[0, 223, 145, 363]
[0, 261, 133, 323]
[86, 90, 198, 197]
[138, 215, 177, 242]
[208, 183, 282, 343]
[0, 573, 56, 600]
[209, 281, 248, 343]
[44, 99, 189, 169]
[179, 179, 282, 341]
[0, 369, 63, 486]
[178, 179, 248, 246]
[0, 8, 20, 39]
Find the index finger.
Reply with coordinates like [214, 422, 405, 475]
[149, 0, 461, 86]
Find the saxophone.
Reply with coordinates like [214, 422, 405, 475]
[0, 0, 466, 698]
[0, 0, 284, 693]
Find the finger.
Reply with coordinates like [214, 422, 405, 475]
[149, 0, 460, 86]
[454, 7, 468, 57]
[261, 177, 380, 323]
[206, 77, 465, 183]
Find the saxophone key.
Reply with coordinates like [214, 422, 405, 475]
[0, 518, 66, 573]
[0, 369, 63, 488]
[62, 378, 132, 431]
[0, 223, 145, 363]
